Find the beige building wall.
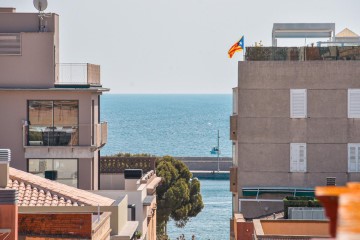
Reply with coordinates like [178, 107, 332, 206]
[236, 61, 360, 195]
[0, 13, 59, 88]
[0, 90, 102, 190]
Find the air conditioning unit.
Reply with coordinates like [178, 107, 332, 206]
[288, 207, 326, 220]
[0, 149, 11, 162]
[326, 177, 336, 186]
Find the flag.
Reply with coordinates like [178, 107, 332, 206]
[228, 36, 244, 58]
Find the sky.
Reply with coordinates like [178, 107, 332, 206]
[2, 0, 360, 94]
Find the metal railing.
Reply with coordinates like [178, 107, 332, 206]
[56, 63, 101, 86]
[23, 122, 107, 148]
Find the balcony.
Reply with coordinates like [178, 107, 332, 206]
[230, 166, 238, 193]
[55, 63, 101, 87]
[23, 122, 107, 159]
[230, 115, 237, 141]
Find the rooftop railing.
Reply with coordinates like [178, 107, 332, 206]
[56, 63, 101, 86]
[245, 46, 360, 61]
[100, 157, 157, 174]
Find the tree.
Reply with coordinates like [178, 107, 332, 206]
[156, 156, 204, 238]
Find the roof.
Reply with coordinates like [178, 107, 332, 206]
[336, 28, 359, 38]
[272, 23, 335, 38]
[6, 168, 114, 207]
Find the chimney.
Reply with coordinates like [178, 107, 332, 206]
[0, 149, 11, 188]
[0, 149, 18, 240]
[124, 169, 143, 191]
[0, 189, 18, 240]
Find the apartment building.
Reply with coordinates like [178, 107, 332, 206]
[230, 23, 360, 229]
[0, 8, 108, 190]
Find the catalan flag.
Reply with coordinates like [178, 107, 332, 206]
[228, 36, 244, 58]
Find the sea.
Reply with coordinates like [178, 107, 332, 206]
[101, 94, 232, 240]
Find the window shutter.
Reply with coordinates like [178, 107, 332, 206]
[348, 89, 360, 118]
[298, 145, 306, 172]
[290, 144, 298, 172]
[348, 145, 357, 172]
[290, 143, 306, 172]
[291, 89, 307, 118]
[357, 147, 360, 172]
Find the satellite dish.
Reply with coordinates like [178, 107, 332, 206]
[33, 0, 48, 11]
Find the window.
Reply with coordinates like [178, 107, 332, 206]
[290, 89, 307, 118]
[348, 89, 360, 118]
[290, 143, 306, 172]
[28, 159, 78, 187]
[348, 144, 360, 172]
[28, 100, 79, 146]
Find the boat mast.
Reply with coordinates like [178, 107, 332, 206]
[217, 129, 220, 172]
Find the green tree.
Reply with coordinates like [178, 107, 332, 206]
[156, 156, 204, 237]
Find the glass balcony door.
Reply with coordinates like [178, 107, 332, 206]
[28, 100, 79, 146]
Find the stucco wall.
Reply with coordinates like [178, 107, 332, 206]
[236, 61, 360, 195]
[0, 90, 101, 190]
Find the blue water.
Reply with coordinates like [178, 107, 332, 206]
[167, 180, 232, 240]
[100, 94, 232, 157]
[100, 94, 232, 239]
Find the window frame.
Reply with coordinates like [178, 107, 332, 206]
[348, 144, 360, 173]
[290, 89, 307, 118]
[27, 100, 79, 146]
[27, 158, 79, 188]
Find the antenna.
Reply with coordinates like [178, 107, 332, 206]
[33, 0, 50, 32]
[33, 0, 48, 12]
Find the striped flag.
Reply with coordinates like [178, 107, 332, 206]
[228, 36, 244, 58]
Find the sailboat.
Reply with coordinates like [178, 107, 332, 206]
[210, 130, 220, 172]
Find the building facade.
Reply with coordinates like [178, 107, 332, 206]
[230, 24, 360, 231]
[0, 8, 108, 190]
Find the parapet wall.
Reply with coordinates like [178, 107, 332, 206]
[176, 157, 232, 171]
[246, 46, 360, 61]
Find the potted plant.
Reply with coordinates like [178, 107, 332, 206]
[135, 231, 142, 239]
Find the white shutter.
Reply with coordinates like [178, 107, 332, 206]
[290, 143, 306, 172]
[298, 145, 306, 172]
[348, 144, 357, 172]
[348, 89, 360, 118]
[291, 89, 307, 118]
[357, 147, 360, 172]
[290, 144, 298, 172]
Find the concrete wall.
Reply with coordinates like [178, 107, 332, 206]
[0, 13, 57, 33]
[0, 13, 59, 88]
[258, 220, 329, 236]
[236, 61, 360, 196]
[176, 157, 232, 171]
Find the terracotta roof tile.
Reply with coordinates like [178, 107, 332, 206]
[7, 167, 114, 207]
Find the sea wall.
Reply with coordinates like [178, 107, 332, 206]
[175, 157, 232, 171]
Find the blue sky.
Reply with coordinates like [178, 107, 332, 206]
[3, 0, 360, 93]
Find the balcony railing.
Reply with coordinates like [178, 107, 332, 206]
[56, 63, 101, 86]
[23, 122, 107, 148]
